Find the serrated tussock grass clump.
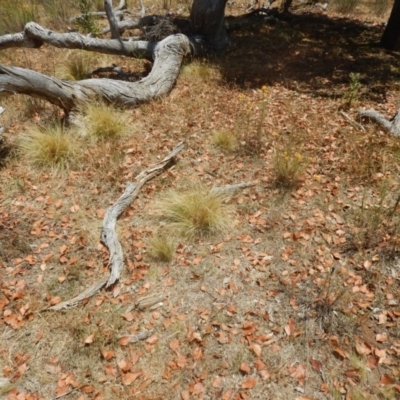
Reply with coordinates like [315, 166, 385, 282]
[147, 235, 175, 263]
[64, 52, 93, 80]
[73, 103, 131, 141]
[156, 184, 232, 238]
[212, 130, 237, 151]
[272, 147, 307, 190]
[19, 123, 79, 170]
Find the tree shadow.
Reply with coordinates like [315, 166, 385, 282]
[213, 9, 400, 103]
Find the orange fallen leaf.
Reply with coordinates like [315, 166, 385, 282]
[240, 363, 251, 374]
[380, 374, 395, 385]
[309, 359, 322, 372]
[241, 377, 257, 389]
[251, 344, 262, 357]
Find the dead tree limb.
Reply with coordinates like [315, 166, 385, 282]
[44, 277, 109, 311]
[104, 141, 184, 287]
[105, 0, 122, 40]
[0, 22, 154, 56]
[45, 142, 184, 310]
[0, 33, 190, 112]
[359, 109, 400, 136]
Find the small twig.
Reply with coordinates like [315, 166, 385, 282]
[210, 182, 255, 196]
[118, 329, 153, 343]
[339, 111, 365, 132]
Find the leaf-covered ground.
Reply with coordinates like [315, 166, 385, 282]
[1, 1, 400, 399]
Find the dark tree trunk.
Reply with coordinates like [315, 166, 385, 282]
[190, 0, 229, 50]
[380, 0, 400, 50]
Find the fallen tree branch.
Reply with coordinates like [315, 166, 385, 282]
[100, 15, 159, 35]
[0, 33, 190, 111]
[104, 141, 184, 287]
[44, 277, 108, 311]
[44, 142, 184, 310]
[0, 22, 154, 56]
[359, 108, 400, 136]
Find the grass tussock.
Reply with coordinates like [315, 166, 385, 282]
[212, 130, 237, 151]
[156, 184, 232, 238]
[272, 147, 307, 189]
[19, 122, 79, 170]
[73, 103, 131, 142]
[63, 52, 94, 81]
[181, 62, 214, 80]
[147, 234, 176, 262]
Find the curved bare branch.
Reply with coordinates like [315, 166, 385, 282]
[0, 22, 154, 57]
[0, 34, 191, 111]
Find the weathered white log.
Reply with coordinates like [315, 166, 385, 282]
[44, 277, 109, 311]
[45, 143, 184, 310]
[359, 108, 400, 136]
[102, 142, 184, 287]
[105, 0, 121, 40]
[0, 22, 154, 56]
[101, 15, 159, 35]
[0, 34, 190, 111]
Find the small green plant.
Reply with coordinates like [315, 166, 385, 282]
[235, 87, 268, 155]
[212, 130, 237, 151]
[333, 0, 359, 13]
[76, 0, 100, 35]
[73, 102, 131, 142]
[343, 72, 361, 107]
[0, 0, 38, 34]
[346, 183, 400, 254]
[156, 184, 231, 238]
[19, 122, 79, 170]
[272, 146, 307, 189]
[147, 235, 175, 262]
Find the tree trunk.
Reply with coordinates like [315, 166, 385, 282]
[380, 0, 400, 50]
[190, 0, 229, 50]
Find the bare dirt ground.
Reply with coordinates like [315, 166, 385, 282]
[1, 1, 400, 399]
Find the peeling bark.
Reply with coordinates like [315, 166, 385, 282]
[359, 109, 400, 136]
[0, 33, 190, 112]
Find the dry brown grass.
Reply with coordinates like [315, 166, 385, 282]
[1, 1, 400, 399]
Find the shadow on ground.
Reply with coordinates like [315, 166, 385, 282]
[214, 8, 400, 102]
